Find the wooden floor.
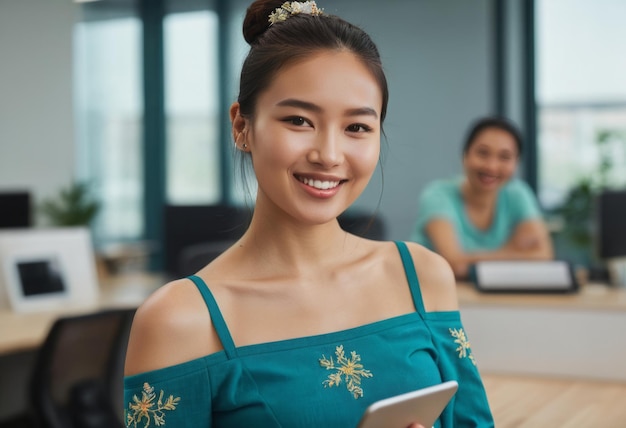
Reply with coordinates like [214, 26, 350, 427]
[482, 373, 626, 427]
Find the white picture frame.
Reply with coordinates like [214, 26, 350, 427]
[0, 227, 99, 312]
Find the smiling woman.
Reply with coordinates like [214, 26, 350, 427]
[410, 116, 554, 279]
[123, 1, 494, 427]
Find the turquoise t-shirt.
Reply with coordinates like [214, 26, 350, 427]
[410, 177, 541, 252]
[124, 241, 493, 427]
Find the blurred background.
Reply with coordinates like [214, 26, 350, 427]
[1, 0, 625, 274]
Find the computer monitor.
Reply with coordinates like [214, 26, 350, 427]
[597, 190, 626, 259]
[0, 191, 32, 228]
[596, 190, 626, 287]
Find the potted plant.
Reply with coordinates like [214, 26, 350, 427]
[552, 129, 625, 274]
[39, 181, 100, 227]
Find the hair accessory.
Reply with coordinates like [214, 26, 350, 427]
[268, 1, 323, 26]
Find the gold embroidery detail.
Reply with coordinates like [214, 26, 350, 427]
[449, 327, 476, 365]
[126, 382, 181, 427]
[319, 345, 373, 399]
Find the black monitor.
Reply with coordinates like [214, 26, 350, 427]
[0, 191, 32, 229]
[596, 190, 626, 259]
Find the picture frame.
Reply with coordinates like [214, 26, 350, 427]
[0, 227, 99, 312]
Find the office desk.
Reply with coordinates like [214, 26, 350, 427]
[457, 281, 626, 381]
[457, 280, 626, 310]
[0, 272, 163, 356]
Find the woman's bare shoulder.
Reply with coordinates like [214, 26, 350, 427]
[401, 241, 459, 312]
[124, 277, 221, 376]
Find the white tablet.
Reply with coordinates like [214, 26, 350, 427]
[356, 380, 458, 428]
[471, 260, 578, 293]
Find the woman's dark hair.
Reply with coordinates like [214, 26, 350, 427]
[462, 116, 523, 156]
[238, 0, 389, 124]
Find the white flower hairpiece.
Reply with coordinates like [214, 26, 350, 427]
[268, 1, 323, 26]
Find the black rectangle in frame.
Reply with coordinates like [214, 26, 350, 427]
[16, 258, 66, 297]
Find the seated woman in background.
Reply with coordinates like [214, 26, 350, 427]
[410, 116, 553, 279]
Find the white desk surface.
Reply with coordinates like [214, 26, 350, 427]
[0, 272, 163, 355]
[457, 281, 626, 311]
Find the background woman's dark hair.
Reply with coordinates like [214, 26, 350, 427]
[462, 116, 524, 156]
[237, 0, 389, 124]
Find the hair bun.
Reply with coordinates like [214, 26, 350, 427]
[242, 0, 285, 45]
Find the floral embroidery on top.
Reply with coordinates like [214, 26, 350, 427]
[319, 345, 373, 399]
[449, 327, 476, 365]
[126, 382, 181, 427]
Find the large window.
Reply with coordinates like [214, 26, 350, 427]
[536, 0, 626, 209]
[164, 10, 221, 205]
[74, 16, 143, 244]
[75, 1, 226, 250]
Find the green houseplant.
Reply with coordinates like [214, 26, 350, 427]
[552, 129, 626, 267]
[40, 181, 100, 227]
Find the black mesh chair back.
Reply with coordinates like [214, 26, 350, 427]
[28, 308, 136, 428]
[177, 239, 236, 277]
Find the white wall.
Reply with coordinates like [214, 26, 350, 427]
[0, 0, 77, 218]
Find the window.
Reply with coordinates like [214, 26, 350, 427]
[164, 10, 221, 205]
[535, 0, 626, 209]
[75, 1, 249, 253]
[74, 16, 143, 244]
[75, 1, 225, 249]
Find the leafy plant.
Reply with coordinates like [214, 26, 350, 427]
[553, 129, 626, 254]
[553, 177, 594, 249]
[40, 182, 100, 226]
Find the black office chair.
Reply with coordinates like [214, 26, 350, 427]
[178, 239, 236, 277]
[163, 204, 250, 279]
[338, 211, 386, 241]
[26, 308, 136, 428]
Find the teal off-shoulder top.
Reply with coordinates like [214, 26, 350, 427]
[124, 241, 494, 427]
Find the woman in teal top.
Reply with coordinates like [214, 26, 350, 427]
[411, 117, 554, 279]
[125, 242, 492, 427]
[124, 1, 494, 427]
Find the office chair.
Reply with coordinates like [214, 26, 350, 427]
[163, 204, 249, 278]
[338, 211, 386, 241]
[27, 308, 136, 428]
[178, 239, 236, 277]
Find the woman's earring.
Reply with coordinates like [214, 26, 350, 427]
[235, 133, 248, 151]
